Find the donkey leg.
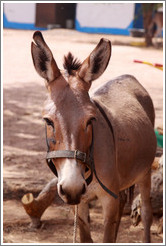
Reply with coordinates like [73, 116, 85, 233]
[138, 170, 153, 243]
[115, 190, 127, 240]
[101, 195, 119, 243]
[77, 201, 93, 243]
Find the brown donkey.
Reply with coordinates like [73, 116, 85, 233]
[31, 31, 156, 243]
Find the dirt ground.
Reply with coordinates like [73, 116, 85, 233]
[3, 29, 163, 244]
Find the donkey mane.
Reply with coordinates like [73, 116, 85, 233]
[63, 52, 81, 75]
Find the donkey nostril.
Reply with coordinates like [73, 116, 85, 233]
[60, 185, 65, 196]
[82, 184, 86, 195]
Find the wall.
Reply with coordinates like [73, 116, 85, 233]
[3, 3, 45, 30]
[76, 3, 136, 35]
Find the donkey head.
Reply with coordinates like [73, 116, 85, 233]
[31, 31, 111, 204]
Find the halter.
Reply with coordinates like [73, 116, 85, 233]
[45, 127, 94, 186]
[45, 100, 118, 199]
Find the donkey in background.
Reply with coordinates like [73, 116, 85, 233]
[31, 31, 156, 243]
[148, 11, 163, 38]
[148, 11, 163, 47]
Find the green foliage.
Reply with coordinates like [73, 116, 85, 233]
[141, 3, 163, 13]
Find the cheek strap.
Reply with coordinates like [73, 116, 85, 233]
[45, 123, 118, 199]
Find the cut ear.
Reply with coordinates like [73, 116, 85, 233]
[31, 31, 61, 82]
[78, 38, 111, 86]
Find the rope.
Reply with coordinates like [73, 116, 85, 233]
[73, 205, 78, 243]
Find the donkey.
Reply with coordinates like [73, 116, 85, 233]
[31, 31, 156, 243]
[148, 11, 163, 39]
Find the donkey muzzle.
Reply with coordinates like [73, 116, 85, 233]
[46, 149, 93, 186]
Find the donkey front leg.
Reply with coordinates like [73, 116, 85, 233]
[115, 190, 127, 240]
[76, 201, 93, 243]
[138, 170, 153, 243]
[101, 194, 119, 243]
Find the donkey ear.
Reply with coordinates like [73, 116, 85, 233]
[31, 31, 61, 82]
[78, 38, 111, 86]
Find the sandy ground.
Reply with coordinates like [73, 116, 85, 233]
[3, 29, 163, 244]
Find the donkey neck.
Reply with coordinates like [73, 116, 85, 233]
[93, 99, 116, 166]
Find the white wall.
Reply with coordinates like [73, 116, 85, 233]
[76, 3, 135, 29]
[4, 3, 36, 24]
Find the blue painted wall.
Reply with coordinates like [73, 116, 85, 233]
[3, 13, 46, 30]
[75, 3, 144, 36]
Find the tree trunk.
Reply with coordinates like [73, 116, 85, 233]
[21, 178, 58, 228]
[131, 155, 163, 229]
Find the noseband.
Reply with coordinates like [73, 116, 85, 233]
[46, 133, 94, 186]
[45, 100, 118, 199]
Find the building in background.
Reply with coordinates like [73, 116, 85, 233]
[76, 3, 144, 35]
[3, 2, 144, 35]
[3, 3, 43, 30]
[3, 3, 76, 30]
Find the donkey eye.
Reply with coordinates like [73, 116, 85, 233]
[44, 118, 54, 127]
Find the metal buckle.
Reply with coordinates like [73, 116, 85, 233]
[82, 152, 86, 163]
[74, 150, 78, 160]
[74, 150, 86, 163]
